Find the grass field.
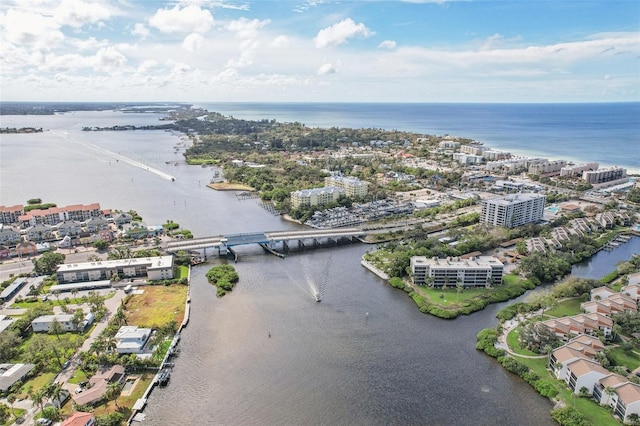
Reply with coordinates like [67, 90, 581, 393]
[544, 298, 583, 318]
[124, 285, 188, 328]
[18, 372, 55, 398]
[175, 265, 189, 280]
[608, 347, 640, 371]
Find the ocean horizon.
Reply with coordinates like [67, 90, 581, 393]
[194, 102, 640, 174]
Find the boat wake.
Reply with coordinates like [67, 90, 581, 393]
[51, 129, 176, 181]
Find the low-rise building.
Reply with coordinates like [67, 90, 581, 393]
[71, 365, 125, 406]
[410, 256, 503, 287]
[0, 363, 35, 392]
[324, 175, 369, 198]
[56, 255, 174, 284]
[61, 412, 96, 426]
[565, 358, 610, 395]
[115, 326, 152, 354]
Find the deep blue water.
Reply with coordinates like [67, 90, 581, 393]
[195, 102, 640, 173]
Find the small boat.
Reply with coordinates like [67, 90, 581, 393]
[314, 291, 321, 302]
[157, 369, 170, 386]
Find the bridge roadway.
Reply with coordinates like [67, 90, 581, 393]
[165, 227, 366, 253]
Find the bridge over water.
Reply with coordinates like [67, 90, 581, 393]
[165, 228, 367, 259]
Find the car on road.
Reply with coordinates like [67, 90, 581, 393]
[36, 419, 52, 426]
[62, 360, 70, 369]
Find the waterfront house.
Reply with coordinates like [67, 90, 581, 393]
[593, 373, 629, 406]
[72, 365, 125, 406]
[26, 223, 54, 242]
[113, 213, 133, 226]
[590, 286, 618, 301]
[610, 382, 640, 423]
[0, 205, 25, 225]
[115, 326, 152, 354]
[549, 346, 592, 380]
[621, 283, 640, 302]
[565, 358, 610, 395]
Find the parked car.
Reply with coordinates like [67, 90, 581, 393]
[36, 419, 52, 426]
[62, 360, 70, 369]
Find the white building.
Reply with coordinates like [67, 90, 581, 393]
[290, 186, 345, 209]
[560, 162, 599, 178]
[115, 326, 152, 354]
[410, 256, 503, 287]
[528, 159, 567, 176]
[453, 153, 484, 165]
[324, 175, 369, 198]
[480, 193, 546, 228]
[56, 255, 174, 284]
[460, 144, 485, 156]
[32, 314, 76, 332]
[582, 166, 627, 185]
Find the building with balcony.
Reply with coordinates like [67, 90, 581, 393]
[290, 186, 345, 209]
[410, 256, 503, 287]
[324, 175, 369, 198]
[56, 255, 174, 284]
[480, 193, 546, 228]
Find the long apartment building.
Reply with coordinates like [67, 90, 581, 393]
[582, 166, 627, 185]
[290, 186, 345, 209]
[410, 256, 504, 287]
[17, 203, 102, 227]
[528, 159, 567, 176]
[480, 193, 545, 228]
[560, 162, 599, 178]
[324, 175, 369, 198]
[56, 255, 174, 284]
[0, 205, 25, 225]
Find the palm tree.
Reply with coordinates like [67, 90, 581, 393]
[49, 319, 64, 342]
[456, 280, 464, 301]
[105, 381, 123, 409]
[6, 393, 16, 419]
[49, 382, 64, 409]
[31, 388, 46, 414]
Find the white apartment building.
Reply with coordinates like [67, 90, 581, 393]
[460, 144, 486, 156]
[453, 153, 484, 165]
[56, 255, 174, 284]
[290, 186, 345, 209]
[560, 162, 599, 178]
[528, 159, 567, 175]
[480, 193, 546, 228]
[482, 150, 510, 161]
[410, 256, 504, 287]
[324, 175, 369, 198]
[582, 166, 627, 185]
[439, 140, 460, 149]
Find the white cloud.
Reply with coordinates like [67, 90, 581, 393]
[53, 0, 113, 28]
[1, 8, 64, 48]
[378, 40, 397, 49]
[225, 17, 270, 39]
[314, 18, 374, 48]
[183, 33, 205, 52]
[269, 35, 289, 48]
[149, 4, 214, 34]
[132, 23, 150, 39]
[93, 46, 127, 71]
[68, 36, 108, 51]
[226, 50, 254, 68]
[317, 63, 336, 75]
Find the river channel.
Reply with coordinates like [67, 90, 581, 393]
[0, 111, 563, 425]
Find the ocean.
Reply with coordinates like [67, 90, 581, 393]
[194, 102, 640, 174]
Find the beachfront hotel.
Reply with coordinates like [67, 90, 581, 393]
[480, 193, 546, 228]
[410, 256, 504, 287]
[56, 255, 174, 284]
[582, 166, 627, 186]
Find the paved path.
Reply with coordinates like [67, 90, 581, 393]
[497, 315, 548, 360]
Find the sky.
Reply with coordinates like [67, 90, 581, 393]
[1, 0, 639, 103]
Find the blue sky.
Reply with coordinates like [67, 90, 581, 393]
[1, 0, 638, 102]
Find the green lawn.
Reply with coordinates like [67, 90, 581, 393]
[418, 286, 488, 306]
[545, 298, 583, 318]
[67, 368, 89, 385]
[3, 409, 25, 426]
[608, 347, 640, 371]
[506, 326, 541, 357]
[176, 265, 189, 280]
[18, 372, 55, 398]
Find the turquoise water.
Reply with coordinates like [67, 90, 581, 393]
[546, 206, 560, 213]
